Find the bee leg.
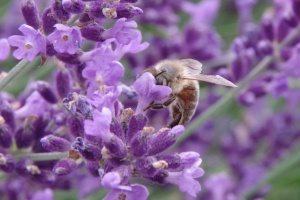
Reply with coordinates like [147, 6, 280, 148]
[167, 113, 182, 128]
[144, 96, 176, 111]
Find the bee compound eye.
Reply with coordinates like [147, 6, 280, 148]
[155, 77, 163, 85]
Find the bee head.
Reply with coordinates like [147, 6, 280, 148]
[154, 70, 166, 85]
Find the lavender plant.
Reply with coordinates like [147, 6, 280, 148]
[1, 0, 300, 200]
[0, 0, 204, 199]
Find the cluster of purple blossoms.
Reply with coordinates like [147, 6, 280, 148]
[2, 0, 300, 199]
[0, 0, 205, 199]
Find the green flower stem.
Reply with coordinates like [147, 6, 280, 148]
[0, 59, 29, 91]
[177, 24, 300, 145]
[243, 143, 300, 199]
[14, 152, 69, 161]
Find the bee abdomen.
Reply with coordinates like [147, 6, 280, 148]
[170, 85, 199, 126]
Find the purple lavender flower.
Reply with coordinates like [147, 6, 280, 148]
[84, 108, 113, 142]
[88, 86, 122, 111]
[133, 72, 172, 114]
[80, 43, 118, 65]
[110, 33, 149, 59]
[165, 152, 204, 197]
[40, 135, 71, 152]
[82, 61, 124, 86]
[103, 18, 139, 45]
[47, 24, 81, 54]
[101, 172, 149, 200]
[15, 91, 49, 118]
[8, 24, 46, 61]
[0, 38, 10, 60]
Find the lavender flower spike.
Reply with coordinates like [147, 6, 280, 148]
[47, 24, 82, 54]
[134, 72, 172, 114]
[8, 24, 46, 61]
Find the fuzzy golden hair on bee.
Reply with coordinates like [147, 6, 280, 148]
[143, 59, 237, 128]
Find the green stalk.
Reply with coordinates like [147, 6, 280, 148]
[177, 25, 300, 144]
[243, 143, 300, 199]
[0, 59, 29, 91]
[14, 152, 69, 161]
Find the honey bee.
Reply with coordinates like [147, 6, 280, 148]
[143, 59, 237, 128]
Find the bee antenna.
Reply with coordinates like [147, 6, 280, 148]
[155, 70, 166, 77]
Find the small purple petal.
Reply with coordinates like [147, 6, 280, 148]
[84, 108, 113, 142]
[133, 72, 172, 114]
[8, 24, 46, 61]
[48, 24, 81, 54]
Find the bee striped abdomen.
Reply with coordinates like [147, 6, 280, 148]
[170, 82, 199, 126]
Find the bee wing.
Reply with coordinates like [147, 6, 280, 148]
[179, 59, 203, 74]
[182, 74, 237, 87]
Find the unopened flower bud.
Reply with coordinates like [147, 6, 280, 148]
[40, 135, 71, 152]
[148, 125, 184, 156]
[130, 131, 149, 157]
[73, 137, 102, 161]
[67, 114, 84, 137]
[0, 117, 13, 148]
[62, 0, 85, 14]
[15, 116, 38, 149]
[53, 158, 76, 175]
[79, 12, 93, 23]
[52, 1, 71, 21]
[89, 1, 105, 19]
[56, 52, 82, 65]
[127, 114, 147, 142]
[277, 19, 289, 42]
[135, 157, 159, 178]
[104, 136, 127, 159]
[21, 0, 40, 30]
[80, 25, 106, 42]
[283, 10, 298, 28]
[257, 40, 273, 56]
[0, 103, 16, 131]
[280, 48, 292, 61]
[261, 11, 274, 41]
[110, 118, 125, 140]
[42, 7, 58, 35]
[46, 42, 58, 56]
[37, 81, 58, 104]
[86, 161, 101, 177]
[55, 69, 71, 99]
[116, 4, 143, 19]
